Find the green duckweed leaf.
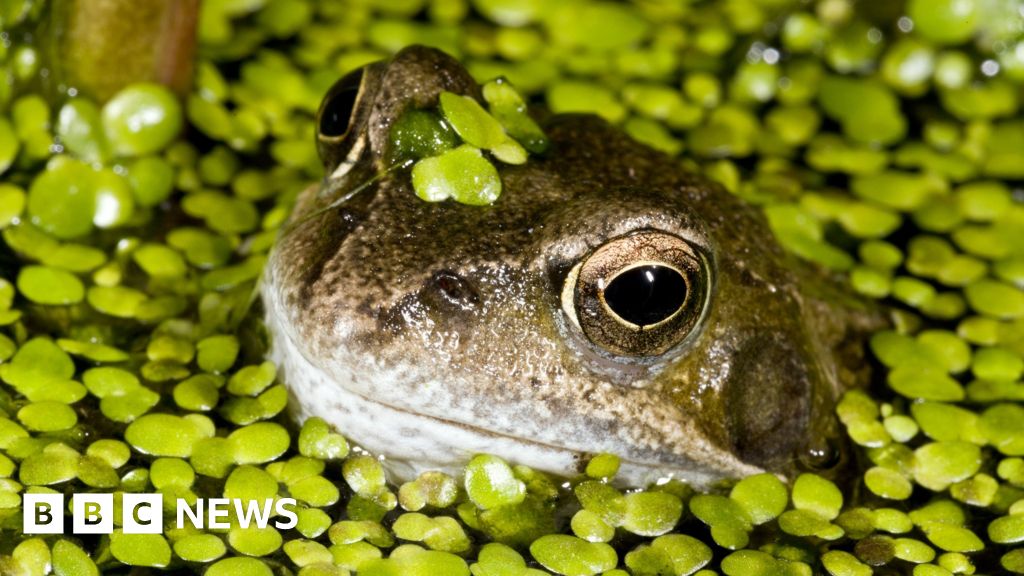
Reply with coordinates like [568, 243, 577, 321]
[412, 145, 501, 205]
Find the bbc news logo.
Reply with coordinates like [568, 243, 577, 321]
[23, 494, 298, 534]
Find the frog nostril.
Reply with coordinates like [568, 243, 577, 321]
[430, 271, 480, 308]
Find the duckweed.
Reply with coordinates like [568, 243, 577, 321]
[481, 78, 548, 154]
[821, 550, 871, 576]
[51, 539, 99, 576]
[583, 453, 619, 480]
[689, 494, 752, 549]
[196, 334, 240, 372]
[205, 556, 274, 576]
[228, 525, 284, 557]
[127, 156, 176, 206]
[26, 159, 97, 239]
[464, 454, 526, 510]
[174, 534, 228, 563]
[865, 466, 914, 500]
[56, 99, 107, 164]
[299, 417, 351, 461]
[393, 513, 471, 553]
[229, 422, 291, 464]
[109, 531, 173, 567]
[620, 491, 683, 537]
[624, 534, 711, 576]
[134, 243, 188, 278]
[101, 84, 183, 157]
[529, 535, 617, 576]
[17, 265, 84, 305]
[412, 144, 502, 205]
[291, 474, 341, 508]
[440, 92, 512, 152]
[342, 455, 389, 499]
[125, 414, 213, 458]
[1, 0, 1023, 574]
[19, 443, 79, 485]
[729, 472, 788, 525]
[569, 509, 612, 543]
[12, 539, 51, 575]
[402, 80, 544, 203]
[17, 401, 77, 432]
[921, 522, 985, 553]
[912, 442, 983, 491]
[791, 473, 843, 520]
[86, 439, 130, 468]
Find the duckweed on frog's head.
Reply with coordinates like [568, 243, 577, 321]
[263, 45, 885, 488]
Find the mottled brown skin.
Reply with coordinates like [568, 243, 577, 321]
[263, 46, 883, 487]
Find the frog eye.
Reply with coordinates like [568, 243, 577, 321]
[315, 65, 382, 175]
[317, 67, 365, 140]
[562, 231, 712, 357]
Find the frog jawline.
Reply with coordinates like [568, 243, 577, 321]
[267, 309, 760, 489]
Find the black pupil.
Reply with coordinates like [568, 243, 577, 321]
[319, 71, 362, 137]
[603, 265, 687, 327]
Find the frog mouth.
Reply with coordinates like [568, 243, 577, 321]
[262, 270, 762, 488]
[281, 359, 751, 488]
[267, 318, 760, 488]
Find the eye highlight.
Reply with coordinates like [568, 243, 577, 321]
[563, 231, 712, 357]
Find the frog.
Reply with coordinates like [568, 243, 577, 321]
[261, 46, 885, 489]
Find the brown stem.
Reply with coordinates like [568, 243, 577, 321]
[47, 0, 199, 102]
